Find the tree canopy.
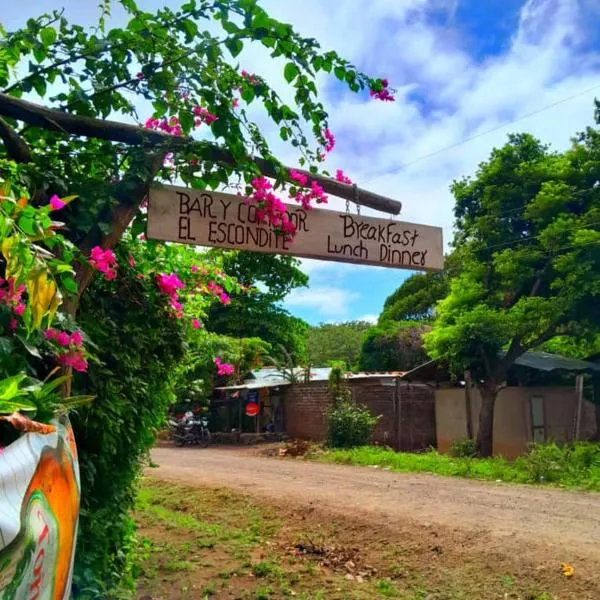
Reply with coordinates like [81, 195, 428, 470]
[380, 271, 451, 323]
[307, 320, 372, 369]
[425, 125, 600, 456]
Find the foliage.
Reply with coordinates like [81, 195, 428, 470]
[380, 271, 451, 323]
[1, 0, 385, 250]
[1, 0, 386, 592]
[327, 361, 350, 405]
[173, 332, 270, 411]
[359, 321, 430, 372]
[326, 401, 379, 449]
[307, 321, 372, 369]
[70, 249, 187, 597]
[449, 438, 478, 459]
[316, 442, 600, 491]
[425, 125, 600, 456]
[204, 251, 309, 362]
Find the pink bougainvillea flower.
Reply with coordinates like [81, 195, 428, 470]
[335, 169, 353, 185]
[70, 330, 83, 346]
[8, 319, 17, 332]
[192, 318, 202, 329]
[56, 331, 71, 347]
[156, 273, 185, 297]
[232, 98, 240, 108]
[289, 169, 308, 187]
[323, 128, 335, 153]
[44, 328, 58, 341]
[191, 265, 198, 273]
[214, 357, 235, 376]
[58, 350, 88, 372]
[128, 255, 136, 268]
[138, 233, 146, 240]
[219, 293, 231, 305]
[49, 194, 66, 211]
[89, 246, 118, 280]
[14, 303, 25, 316]
[369, 78, 395, 102]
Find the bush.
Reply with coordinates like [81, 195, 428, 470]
[71, 263, 186, 597]
[450, 438, 477, 458]
[327, 401, 379, 448]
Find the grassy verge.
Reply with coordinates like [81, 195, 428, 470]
[311, 442, 600, 491]
[131, 478, 581, 599]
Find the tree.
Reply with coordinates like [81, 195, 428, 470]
[204, 250, 309, 360]
[380, 271, 450, 323]
[307, 320, 372, 368]
[425, 124, 600, 457]
[359, 321, 430, 371]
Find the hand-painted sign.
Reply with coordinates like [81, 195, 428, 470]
[147, 185, 443, 271]
[247, 390, 259, 405]
[0, 417, 79, 599]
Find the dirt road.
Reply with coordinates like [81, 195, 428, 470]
[150, 446, 600, 564]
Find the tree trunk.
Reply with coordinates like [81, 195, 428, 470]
[476, 383, 500, 457]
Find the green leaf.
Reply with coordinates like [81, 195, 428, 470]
[61, 274, 78, 294]
[128, 17, 146, 32]
[18, 216, 35, 235]
[241, 86, 255, 103]
[33, 45, 47, 64]
[284, 62, 299, 83]
[32, 75, 47, 97]
[0, 398, 37, 413]
[39, 27, 57, 47]
[225, 38, 243, 58]
[334, 66, 346, 81]
[0, 374, 27, 401]
[179, 109, 193, 134]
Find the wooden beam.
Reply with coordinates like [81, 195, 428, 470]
[0, 92, 402, 215]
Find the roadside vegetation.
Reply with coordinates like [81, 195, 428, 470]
[133, 478, 571, 599]
[312, 441, 600, 492]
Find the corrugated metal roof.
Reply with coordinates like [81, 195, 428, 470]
[402, 351, 600, 383]
[216, 367, 406, 391]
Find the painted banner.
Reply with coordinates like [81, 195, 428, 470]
[0, 418, 79, 599]
[147, 185, 444, 272]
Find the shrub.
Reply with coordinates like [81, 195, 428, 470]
[327, 401, 379, 448]
[450, 438, 478, 458]
[71, 262, 186, 597]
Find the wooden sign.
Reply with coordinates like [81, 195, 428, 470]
[147, 185, 443, 271]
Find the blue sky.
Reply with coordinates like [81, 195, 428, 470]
[4, 0, 600, 325]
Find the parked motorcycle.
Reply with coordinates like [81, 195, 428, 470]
[169, 411, 211, 447]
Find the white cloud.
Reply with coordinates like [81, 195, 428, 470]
[284, 286, 359, 318]
[356, 314, 378, 324]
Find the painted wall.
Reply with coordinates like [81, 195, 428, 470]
[436, 386, 597, 458]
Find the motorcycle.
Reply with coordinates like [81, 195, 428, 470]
[169, 411, 211, 448]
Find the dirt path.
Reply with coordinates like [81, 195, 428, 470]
[150, 446, 600, 564]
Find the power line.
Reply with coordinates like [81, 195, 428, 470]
[361, 83, 600, 186]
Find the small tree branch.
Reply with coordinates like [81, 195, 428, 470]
[0, 92, 402, 215]
[0, 117, 31, 163]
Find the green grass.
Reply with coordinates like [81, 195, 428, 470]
[313, 441, 600, 491]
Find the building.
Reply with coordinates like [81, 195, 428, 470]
[402, 351, 600, 458]
[213, 367, 437, 451]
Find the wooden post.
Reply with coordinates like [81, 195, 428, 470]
[574, 374, 584, 441]
[395, 378, 402, 452]
[464, 370, 473, 440]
